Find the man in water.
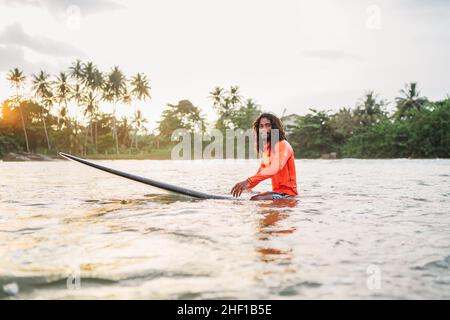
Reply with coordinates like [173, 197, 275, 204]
[231, 113, 298, 200]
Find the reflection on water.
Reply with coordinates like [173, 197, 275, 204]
[1, 159, 450, 299]
[143, 193, 199, 204]
[255, 199, 297, 265]
[253, 199, 298, 295]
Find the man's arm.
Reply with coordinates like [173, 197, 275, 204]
[231, 155, 266, 197]
[246, 141, 291, 188]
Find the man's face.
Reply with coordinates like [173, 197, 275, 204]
[258, 117, 272, 140]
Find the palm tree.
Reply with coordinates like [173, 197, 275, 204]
[81, 91, 98, 153]
[104, 66, 126, 154]
[228, 85, 242, 108]
[121, 85, 132, 106]
[130, 73, 151, 103]
[81, 61, 104, 152]
[355, 91, 387, 126]
[395, 82, 428, 119]
[69, 59, 84, 83]
[54, 99, 74, 153]
[57, 102, 70, 130]
[208, 86, 224, 108]
[55, 72, 73, 152]
[55, 72, 72, 110]
[92, 109, 101, 152]
[209, 86, 242, 129]
[31, 70, 54, 150]
[69, 60, 85, 143]
[81, 62, 104, 154]
[121, 85, 133, 151]
[42, 90, 55, 137]
[208, 86, 227, 129]
[82, 62, 104, 97]
[81, 62, 95, 87]
[117, 116, 133, 149]
[130, 73, 151, 150]
[131, 110, 148, 149]
[71, 83, 84, 126]
[6, 68, 30, 153]
[229, 98, 261, 130]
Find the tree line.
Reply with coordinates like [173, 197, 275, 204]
[287, 85, 450, 158]
[1, 61, 449, 158]
[1, 61, 150, 156]
[158, 83, 450, 159]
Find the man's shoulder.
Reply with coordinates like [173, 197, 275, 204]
[278, 139, 293, 149]
[274, 139, 293, 153]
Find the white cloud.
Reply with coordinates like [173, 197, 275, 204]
[0, 22, 85, 57]
[0, 45, 60, 74]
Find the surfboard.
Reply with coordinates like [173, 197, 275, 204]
[59, 152, 230, 200]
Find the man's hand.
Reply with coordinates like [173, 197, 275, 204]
[231, 180, 250, 198]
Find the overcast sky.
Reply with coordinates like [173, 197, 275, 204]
[0, 0, 449, 129]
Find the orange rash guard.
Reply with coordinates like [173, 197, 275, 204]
[246, 140, 298, 196]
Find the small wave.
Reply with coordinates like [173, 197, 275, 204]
[414, 255, 450, 270]
[144, 227, 217, 244]
[334, 239, 357, 247]
[0, 227, 42, 234]
[435, 276, 450, 285]
[118, 269, 212, 284]
[0, 275, 117, 298]
[278, 281, 322, 296]
[303, 208, 321, 214]
[173, 291, 204, 299]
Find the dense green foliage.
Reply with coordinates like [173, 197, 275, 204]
[343, 101, 450, 158]
[287, 89, 450, 158]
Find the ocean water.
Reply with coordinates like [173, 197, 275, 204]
[0, 158, 449, 299]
